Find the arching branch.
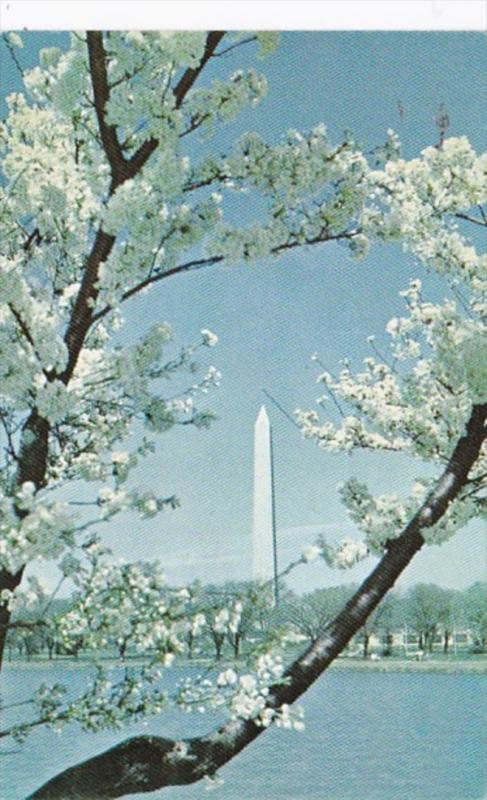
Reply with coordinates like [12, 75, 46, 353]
[28, 403, 486, 799]
[90, 227, 360, 328]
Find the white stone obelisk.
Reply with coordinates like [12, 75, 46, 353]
[252, 405, 278, 601]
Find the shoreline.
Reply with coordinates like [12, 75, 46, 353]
[329, 657, 487, 674]
[3, 656, 487, 674]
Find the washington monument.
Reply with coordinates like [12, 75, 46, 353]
[252, 405, 279, 604]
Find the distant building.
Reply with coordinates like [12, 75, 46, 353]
[349, 629, 475, 655]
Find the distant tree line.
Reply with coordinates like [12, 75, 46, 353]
[5, 580, 486, 663]
[280, 581, 487, 658]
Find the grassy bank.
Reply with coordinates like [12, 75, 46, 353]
[4, 653, 487, 674]
[329, 656, 487, 674]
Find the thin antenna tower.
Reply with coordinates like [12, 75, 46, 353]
[261, 388, 300, 430]
[259, 389, 301, 606]
[270, 429, 279, 607]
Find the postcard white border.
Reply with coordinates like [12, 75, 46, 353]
[0, 1, 485, 32]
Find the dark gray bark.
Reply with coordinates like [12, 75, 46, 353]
[28, 404, 486, 799]
[0, 411, 49, 668]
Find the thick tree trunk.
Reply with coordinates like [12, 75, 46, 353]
[0, 568, 23, 670]
[28, 404, 486, 800]
[0, 411, 50, 670]
[214, 634, 223, 661]
[383, 632, 393, 656]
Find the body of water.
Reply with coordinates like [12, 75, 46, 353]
[1, 663, 486, 800]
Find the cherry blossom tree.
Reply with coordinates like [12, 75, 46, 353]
[0, 30, 485, 799]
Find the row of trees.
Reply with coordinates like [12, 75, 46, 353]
[283, 581, 487, 657]
[6, 580, 486, 662]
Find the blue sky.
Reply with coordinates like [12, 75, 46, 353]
[2, 32, 486, 593]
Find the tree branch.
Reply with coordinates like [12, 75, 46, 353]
[272, 228, 360, 255]
[212, 36, 257, 58]
[8, 305, 40, 357]
[0, 410, 17, 463]
[173, 33, 226, 108]
[126, 32, 225, 178]
[86, 32, 127, 190]
[0, 33, 24, 78]
[28, 403, 486, 799]
[90, 227, 360, 327]
[61, 229, 116, 384]
[455, 211, 487, 228]
[91, 256, 224, 325]
[8, 302, 57, 388]
[61, 31, 226, 385]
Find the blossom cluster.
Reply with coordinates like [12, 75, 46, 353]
[299, 264, 484, 439]
[13, 663, 168, 741]
[302, 536, 369, 569]
[56, 552, 189, 659]
[363, 136, 487, 308]
[0, 485, 74, 573]
[5, 566, 306, 743]
[0, 575, 46, 613]
[201, 126, 369, 262]
[297, 273, 485, 550]
[295, 136, 486, 551]
[177, 651, 305, 731]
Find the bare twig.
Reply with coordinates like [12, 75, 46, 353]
[455, 211, 487, 228]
